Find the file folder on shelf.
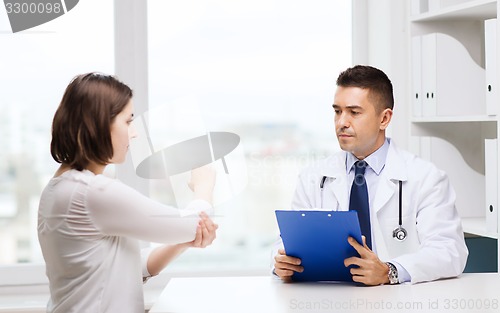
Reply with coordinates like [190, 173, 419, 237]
[485, 18, 497, 116]
[412, 36, 423, 117]
[485, 139, 498, 234]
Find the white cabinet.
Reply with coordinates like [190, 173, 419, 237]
[354, 0, 499, 271]
[409, 0, 499, 263]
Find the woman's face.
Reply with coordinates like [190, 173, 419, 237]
[109, 100, 137, 164]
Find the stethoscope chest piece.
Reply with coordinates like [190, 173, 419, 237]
[392, 225, 407, 241]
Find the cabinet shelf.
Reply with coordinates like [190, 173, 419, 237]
[411, 0, 496, 22]
[412, 115, 498, 123]
[463, 217, 498, 239]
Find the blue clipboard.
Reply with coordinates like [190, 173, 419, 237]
[275, 210, 363, 282]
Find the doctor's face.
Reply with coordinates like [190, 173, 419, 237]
[333, 86, 392, 159]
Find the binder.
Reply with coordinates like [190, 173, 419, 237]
[428, 0, 440, 12]
[421, 34, 437, 117]
[411, 0, 428, 15]
[275, 210, 362, 282]
[485, 18, 497, 116]
[485, 139, 498, 233]
[412, 36, 423, 117]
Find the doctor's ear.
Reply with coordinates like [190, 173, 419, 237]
[379, 108, 393, 130]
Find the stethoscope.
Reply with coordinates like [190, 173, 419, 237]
[320, 176, 407, 241]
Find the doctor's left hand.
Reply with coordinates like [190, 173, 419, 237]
[344, 236, 390, 286]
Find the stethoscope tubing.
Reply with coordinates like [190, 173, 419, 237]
[398, 180, 403, 226]
[320, 176, 407, 241]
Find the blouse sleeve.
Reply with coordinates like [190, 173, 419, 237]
[86, 175, 212, 244]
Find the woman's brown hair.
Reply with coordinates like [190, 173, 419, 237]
[50, 73, 133, 171]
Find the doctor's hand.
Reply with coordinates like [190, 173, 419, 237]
[274, 249, 303, 282]
[344, 236, 390, 286]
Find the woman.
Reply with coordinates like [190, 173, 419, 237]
[38, 72, 218, 313]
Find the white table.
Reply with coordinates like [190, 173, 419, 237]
[149, 274, 500, 313]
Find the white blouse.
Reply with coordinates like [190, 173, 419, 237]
[37, 169, 211, 313]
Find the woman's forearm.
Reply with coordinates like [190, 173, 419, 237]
[146, 243, 190, 276]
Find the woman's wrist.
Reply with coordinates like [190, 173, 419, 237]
[176, 241, 193, 250]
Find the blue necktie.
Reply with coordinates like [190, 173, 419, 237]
[349, 160, 372, 249]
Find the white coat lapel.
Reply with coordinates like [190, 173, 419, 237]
[329, 173, 349, 211]
[373, 178, 397, 213]
[373, 142, 408, 213]
[322, 152, 349, 211]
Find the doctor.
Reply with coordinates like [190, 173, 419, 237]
[273, 65, 468, 285]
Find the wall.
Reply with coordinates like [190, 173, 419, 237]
[352, 0, 410, 149]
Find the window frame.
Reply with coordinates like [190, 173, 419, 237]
[0, 0, 149, 288]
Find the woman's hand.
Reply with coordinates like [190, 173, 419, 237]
[189, 165, 216, 204]
[146, 212, 218, 276]
[189, 211, 218, 248]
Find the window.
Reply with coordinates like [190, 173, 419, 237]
[0, 0, 352, 285]
[146, 0, 352, 273]
[0, 0, 114, 272]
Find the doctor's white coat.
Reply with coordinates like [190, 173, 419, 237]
[288, 140, 468, 284]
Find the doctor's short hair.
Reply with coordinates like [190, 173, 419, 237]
[50, 72, 133, 171]
[336, 65, 394, 112]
